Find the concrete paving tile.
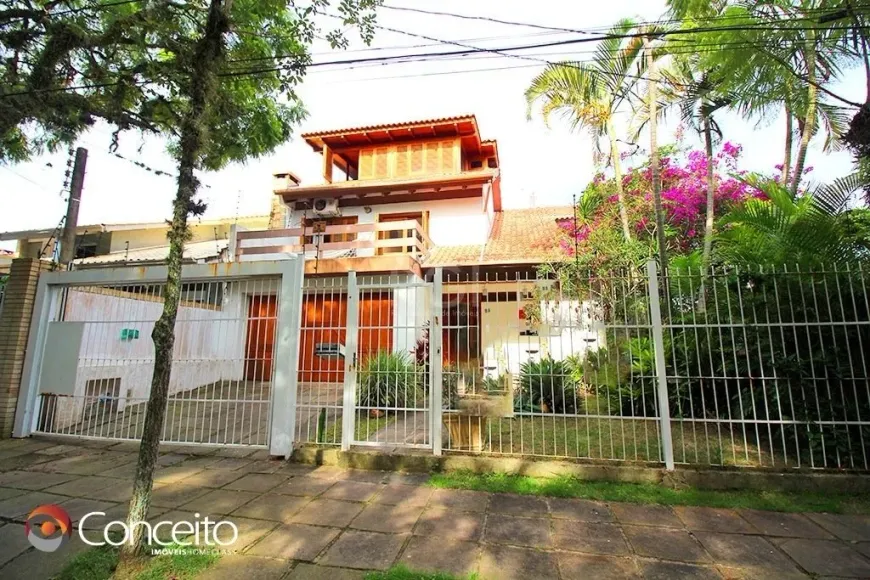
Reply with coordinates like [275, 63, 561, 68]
[180, 468, 246, 488]
[612, 503, 683, 527]
[383, 472, 430, 486]
[43, 475, 119, 497]
[675, 507, 758, 534]
[0, 523, 31, 566]
[306, 465, 346, 480]
[695, 532, 803, 574]
[286, 562, 365, 580]
[56, 497, 117, 523]
[208, 458, 255, 471]
[223, 473, 289, 493]
[273, 463, 317, 477]
[320, 530, 407, 570]
[557, 553, 640, 579]
[428, 489, 489, 512]
[547, 497, 614, 522]
[552, 520, 629, 555]
[480, 544, 559, 580]
[0, 529, 100, 579]
[0, 470, 77, 490]
[0, 453, 55, 472]
[238, 460, 284, 475]
[198, 554, 291, 580]
[0, 487, 25, 501]
[321, 481, 381, 502]
[489, 493, 548, 516]
[153, 464, 206, 484]
[738, 509, 834, 539]
[639, 560, 724, 579]
[81, 504, 167, 529]
[413, 507, 485, 541]
[97, 463, 137, 479]
[778, 538, 870, 577]
[0, 491, 70, 519]
[81, 480, 141, 503]
[856, 542, 870, 559]
[400, 535, 479, 576]
[180, 489, 259, 515]
[213, 448, 257, 459]
[341, 470, 390, 484]
[149, 483, 211, 508]
[246, 523, 340, 560]
[351, 503, 424, 533]
[806, 513, 870, 542]
[274, 476, 335, 497]
[372, 484, 432, 506]
[209, 516, 279, 551]
[715, 565, 807, 580]
[623, 525, 710, 563]
[292, 499, 364, 527]
[484, 514, 551, 548]
[231, 493, 310, 523]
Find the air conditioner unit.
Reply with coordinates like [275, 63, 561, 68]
[311, 198, 340, 217]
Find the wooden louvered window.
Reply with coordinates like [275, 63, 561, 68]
[356, 139, 459, 181]
[410, 143, 424, 173]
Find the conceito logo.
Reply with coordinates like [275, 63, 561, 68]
[25, 504, 72, 552]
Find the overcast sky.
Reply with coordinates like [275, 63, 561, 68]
[0, 0, 863, 251]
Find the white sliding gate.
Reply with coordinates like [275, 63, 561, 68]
[13, 260, 305, 457]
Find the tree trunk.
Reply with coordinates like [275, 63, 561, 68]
[697, 114, 716, 313]
[645, 37, 668, 290]
[120, 0, 229, 561]
[782, 108, 792, 184]
[792, 36, 817, 195]
[607, 117, 632, 242]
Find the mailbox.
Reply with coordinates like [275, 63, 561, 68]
[314, 343, 346, 359]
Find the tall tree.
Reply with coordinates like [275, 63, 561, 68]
[525, 19, 645, 243]
[2, 0, 380, 560]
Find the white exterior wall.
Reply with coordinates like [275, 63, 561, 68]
[285, 197, 489, 256]
[59, 287, 250, 422]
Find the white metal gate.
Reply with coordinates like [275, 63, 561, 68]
[13, 261, 304, 455]
[292, 271, 442, 454]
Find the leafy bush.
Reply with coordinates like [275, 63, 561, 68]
[516, 357, 580, 414]
[442, 363, 459, 410]
[357, 351, 421, 410]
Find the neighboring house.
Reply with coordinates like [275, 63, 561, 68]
[1, 215, 269, 268]
[234, 114, 599, 380]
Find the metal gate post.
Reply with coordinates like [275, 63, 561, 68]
[270, 257, 305, 458]
[341, 271, 360, 451]
[431, 268, 443, 456]
[647, 259, 675, 471]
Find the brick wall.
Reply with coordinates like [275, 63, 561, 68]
[0, 258, 50, 437]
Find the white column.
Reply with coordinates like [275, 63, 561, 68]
[647, 259, 675, 471]
[341, 271, 360, 451]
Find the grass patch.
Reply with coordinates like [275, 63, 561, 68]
[364, 565, 478, 580]
[428, 471, 870, 514]
[56, 541, 220, 580]
[323, 414, 397, 443]
[468, 414, 799, 468]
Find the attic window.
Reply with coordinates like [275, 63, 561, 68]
[487, 157, 497, 168]
[470, 159, 483, 169]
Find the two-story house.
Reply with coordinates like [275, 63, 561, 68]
[233, 115, 592, 391]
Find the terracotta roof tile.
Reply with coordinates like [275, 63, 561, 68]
[424, 205, 573, 267]
[301, 115, 477, 139]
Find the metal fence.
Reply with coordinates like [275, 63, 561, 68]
[14, 261, 305, 455]
[434, 262, 870, 471]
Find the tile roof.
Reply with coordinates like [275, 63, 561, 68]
[424, 206, 574, 267]
[300, 115, 478, 139]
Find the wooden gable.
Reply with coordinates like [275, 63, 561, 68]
[357, 138, 460, 181]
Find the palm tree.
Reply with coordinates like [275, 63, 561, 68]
[525, 19, 644, 243]
[718, 173, 865, 267]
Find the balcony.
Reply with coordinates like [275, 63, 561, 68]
[231, 219, 433, 275]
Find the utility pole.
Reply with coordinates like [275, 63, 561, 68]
[59, 147, 88, 266]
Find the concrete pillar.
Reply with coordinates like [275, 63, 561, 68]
[269, 195, 288, 230]
[0, 258, 50, 437]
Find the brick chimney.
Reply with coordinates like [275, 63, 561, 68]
[269, 171, 301, 229]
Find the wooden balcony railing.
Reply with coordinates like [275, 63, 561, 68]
[233, 219, 433, 260]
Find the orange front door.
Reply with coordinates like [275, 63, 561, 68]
[298, 292, 393, 383]
[245, 296, 278, 381]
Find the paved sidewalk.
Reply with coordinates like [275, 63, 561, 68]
[0, 438, 868, 579]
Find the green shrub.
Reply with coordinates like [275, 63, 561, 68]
[357, 351, 421, 410]
[516, 357, 580, 414]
